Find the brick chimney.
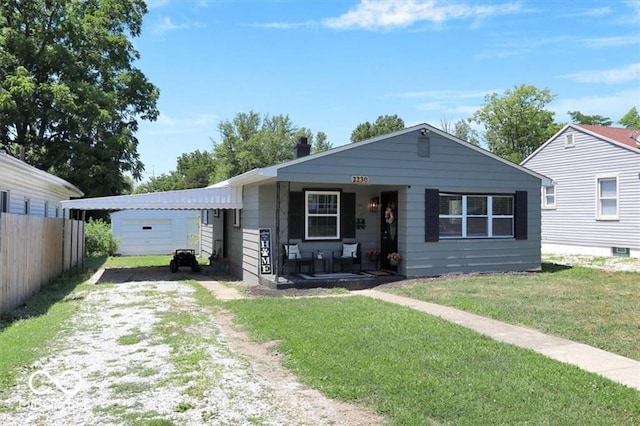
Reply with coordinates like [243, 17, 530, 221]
[293, 136, 311, 159]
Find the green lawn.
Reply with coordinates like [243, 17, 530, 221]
[226, 296, 640, 425]
[382, 263, 640, 360]
[0, 257, 105, 397]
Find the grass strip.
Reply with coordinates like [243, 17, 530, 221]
[0, 257, 106, 398]
[226, 296, 640, 425]
[383, 263, 640, 360]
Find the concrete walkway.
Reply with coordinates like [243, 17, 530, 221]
[197, 279, 640, 392]
[356, 289, 640, 392]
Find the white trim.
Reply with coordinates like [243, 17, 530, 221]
[542, 184, 556, 209]
[305, 190, 340, 240]
[595, 174, 619, 220]
[564, 133, 575, 148]
[233, 209, 241, 227]
[61, 184, 243, 210]
[439, 194, 514, 239]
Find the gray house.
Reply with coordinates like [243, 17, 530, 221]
[201, 123, 547, 287]
[522, 124, 640, 259]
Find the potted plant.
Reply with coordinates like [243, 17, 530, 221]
[367, 248, 380, 261]
[387, 252, 402, 266]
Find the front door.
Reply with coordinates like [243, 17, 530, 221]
[380, 191, 398, 271]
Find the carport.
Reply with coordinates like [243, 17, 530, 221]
[61, 182, 244, 260]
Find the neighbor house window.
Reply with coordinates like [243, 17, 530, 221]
[0, 191, 8, 213]
[439, 194, 513, 238]
[542, 185, 556, 209]
[233, 209, 241, 227]
[305, 190, 340, 240]
[24, 199, 30, 215]
[596, 176, 618, 219]
[44, 201, 49, 217]
[564, 133, 575, 148]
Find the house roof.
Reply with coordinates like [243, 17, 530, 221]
[522, 124, 640, 165]
[0, 151, 84, 199]
[575, 124, 640, 149]
[61, 122, 551, 211]
[225, 123, 551, 187]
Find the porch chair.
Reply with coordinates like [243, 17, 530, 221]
[282, 244, 315, 275]
[332, 242, 361, 273]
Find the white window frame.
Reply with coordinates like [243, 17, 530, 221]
[305, 190, 340, 240]
[44, 201, 49, 217]
[564, 133, 575, 148]
[595, 175, 619, 220]
[439, 194, 514, 239]
[542, 185, 556, 209]
[233, 209, 241, 227]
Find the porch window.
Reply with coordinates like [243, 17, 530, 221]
[439, 194, 513, 238]
[596, 176, 618, 220]
[305, 191, 340, 240]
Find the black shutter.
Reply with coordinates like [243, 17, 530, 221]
[514, 190, 528, 240]
[425, 189, 439, 242]
[341, 192, 356, 239]
[288, 191, 304, 239]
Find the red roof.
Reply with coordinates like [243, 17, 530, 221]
[576, 124, 640, 149]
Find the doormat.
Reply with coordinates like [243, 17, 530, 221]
[299, 273, 365, 280]
[365, 270, 393, 276]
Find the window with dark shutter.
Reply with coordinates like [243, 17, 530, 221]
[425, 189, 439, 242]
[288, 191, 304, 239]
[514, 191, 528, 240]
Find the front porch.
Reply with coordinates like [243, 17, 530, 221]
[259, 270, 405, 290]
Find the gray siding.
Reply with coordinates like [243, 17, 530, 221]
[275, 130, 541, 277]
[524, 128, 640, 252]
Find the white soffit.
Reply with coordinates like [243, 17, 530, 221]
[60, 185, 243, 210]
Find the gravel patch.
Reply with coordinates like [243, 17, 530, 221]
[0, 280, 383, 425]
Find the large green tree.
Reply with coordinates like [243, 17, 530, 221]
[471, 85, 559, 163]
[133, 149, 216, 193]
[211, 111, 329, 182]
[0, 0, 159, 197]
[568, 111, 612, 126]
[619, 107, 640, 128]
[350, 114, 405, 142]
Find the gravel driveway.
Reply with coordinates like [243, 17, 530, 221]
[0, 277, 382, 425]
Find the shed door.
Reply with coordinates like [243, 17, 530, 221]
[119, 219, 173, 255]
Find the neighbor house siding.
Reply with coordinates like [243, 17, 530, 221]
[523, 127, 640, 256]
[278, 132, 542, 277]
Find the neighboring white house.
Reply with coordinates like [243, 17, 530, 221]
[111, 210, 200, 256]
[522, 124, 640, 258]
[0, 150, 83, 217]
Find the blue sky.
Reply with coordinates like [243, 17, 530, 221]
[134, 0, 640, 180]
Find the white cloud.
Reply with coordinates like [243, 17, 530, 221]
[147, 112, 218, 136]
[564, 7, 612, 17]
[151, 16, 192, 35]
[321, 0, 523, 31]
[582, 35, 640, 48]
[559, 63, 640, 84]
[551, 89, 640, 123]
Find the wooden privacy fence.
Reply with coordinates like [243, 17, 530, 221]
[0, 213, 85, 314]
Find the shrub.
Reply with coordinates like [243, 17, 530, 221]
[85, 218, 119, 256]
